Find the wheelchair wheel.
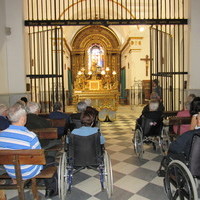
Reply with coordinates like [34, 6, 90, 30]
[159, 127, 170, 156]
[58, 152, 67, 200]
[103, 150, 113, 199]
[134, 128, 143, 159]
[164, 160, 198, 200]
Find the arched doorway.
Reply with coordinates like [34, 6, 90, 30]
[71, 26, 121, 110]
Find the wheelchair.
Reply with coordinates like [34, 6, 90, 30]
[157, 132, 200, 200]
[58, 131, 113, 200]
[133, 111, 170, 159]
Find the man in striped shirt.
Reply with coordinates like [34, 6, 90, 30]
[0, 103, 58, 198]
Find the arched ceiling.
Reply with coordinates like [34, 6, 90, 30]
[63, 25, 146, 49]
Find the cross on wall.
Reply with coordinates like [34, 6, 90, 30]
[140, 55, 153, 76]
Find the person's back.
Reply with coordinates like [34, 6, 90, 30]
[168, 129, 200, 159]
[173, 101, 191, 135]
[26, 101, 52, 130]
[70, 101, 87, 130]
[0, 104, 10, 130]
[0, 103, 42, 180]
[72, 110, 105, 144]
[49, 102, 70, 136]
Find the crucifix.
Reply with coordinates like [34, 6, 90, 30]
[140, 55, 152, 76]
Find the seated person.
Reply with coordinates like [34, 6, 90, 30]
[70, 101, 87, 130]
[136, 99, 163, 139]
[173, 101, 191, 135]
[187, 93, 196, 103]
[0, 104, 10, 130]
[140, 99, 163, 120]
[189, 97, 200, 130]
[25, 101, 52, 129]
[168, 113, 200, 159]
[20, 96, 28, 105]
[49, 101, 71, 137]
[0, 103, 58, 198]
[25, 101, 52, 148]
[86, 106, 99, 127]
[142, 92, 165, 115]
[71, 110, 105, 144]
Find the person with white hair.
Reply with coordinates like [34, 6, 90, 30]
[25, 101, 51, 130]
[0, 104, 10, 130]
[0, 103, 58, 198]
[70, 101, 87, 130]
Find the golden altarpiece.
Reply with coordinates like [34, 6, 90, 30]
[71, 26, 120, 111]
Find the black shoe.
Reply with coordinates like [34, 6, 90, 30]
[157, 170, 165, 177]
[45, 189, 58, 198]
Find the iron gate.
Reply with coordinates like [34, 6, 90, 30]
[150, 25, 188, 111]
[26, 27, 65, 112]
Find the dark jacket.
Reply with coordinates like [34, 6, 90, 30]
[168, 129, 200, 158]
[0, 116, 10, 130]
[25, 113, 52, 130]
[49, 111, 70, 136]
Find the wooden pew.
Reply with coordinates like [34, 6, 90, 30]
[165, 116, 191, 139]
[38, 112, 73, 118]
[163, 110, 179, 119]
[32, 128, 58, 140]
[0, 149, 57, 200]
[31, 128, 64, 152]
[48, 118, 67, 128]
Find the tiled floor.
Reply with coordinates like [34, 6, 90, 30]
[6, 105, 168, 200]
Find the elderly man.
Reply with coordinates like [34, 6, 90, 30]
[0, 103, 58, 198]
[0, 104, 10, 130]
[25, 101, 51, 129]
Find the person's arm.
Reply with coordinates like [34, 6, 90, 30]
[190, 115, 197, 130]
[29, 131, 42, 149]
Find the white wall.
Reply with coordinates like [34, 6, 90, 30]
[189, 0, 200, 91]
[5, 0, 26, 94]
[121, 26, 150, 89]
[0, 0, 8, 94]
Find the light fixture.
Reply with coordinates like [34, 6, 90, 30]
[77, 71, 82, 75]
[101, 70, 106, 75]
[138, 25, 145, 32]
[105, 67, 110, 72]
[88, 71, 92, 75]
[112, 71, 117, 75]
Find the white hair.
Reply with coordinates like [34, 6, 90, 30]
[7, 103, 26, 123]
[149, 101, 159, 111]
[0, 104, 7, 115]
[26, 102, 41, 114]
[84, 98, 91, 106]
[77, 101, 87, 112]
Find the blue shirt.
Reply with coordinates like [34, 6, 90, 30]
[72, 126, 105, 144]
[0, 125, 43, 180]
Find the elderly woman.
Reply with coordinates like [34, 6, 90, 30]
[72, 110, 105, 144]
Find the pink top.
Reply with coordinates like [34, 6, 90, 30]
[173, 110, 191, 135]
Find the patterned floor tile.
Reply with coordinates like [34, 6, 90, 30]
[5, 105, 168, 200]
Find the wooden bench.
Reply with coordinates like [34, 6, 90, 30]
[32, 128, 58, 140]
[38, 112, 73, 118]
[0, 149, 57, 200]
[163, 110, 179, 119]
[31, 128, 65, 152]
[165, 116, 191, 138]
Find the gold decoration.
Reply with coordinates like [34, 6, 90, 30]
[71, 26, 120, 110]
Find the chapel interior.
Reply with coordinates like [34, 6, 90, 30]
[0, 0, 200, 199]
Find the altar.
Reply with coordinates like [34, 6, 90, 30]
[73, 89, 119, 111]
[73, 71, 120, 111]
[71, 39, 120, 111]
